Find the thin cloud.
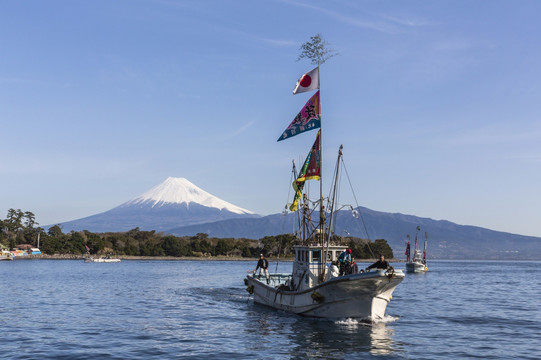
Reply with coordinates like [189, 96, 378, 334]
[279, 0, 411, 33]
[150, 0, 194, 10]
[224, 121, 255, 139]
[0, 77, 32, 84]
[445, 127, 541, 147]
[505, 154, 541, 163]
[260, 38, 297, 47]
[380, 14, 430, 27]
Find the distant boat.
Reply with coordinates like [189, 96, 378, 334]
[405, 227, 428, 273]
[84, 255, 121, 263]
[0, 250, 13, 261]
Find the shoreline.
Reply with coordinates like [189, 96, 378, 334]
[12, 254, 401, 262]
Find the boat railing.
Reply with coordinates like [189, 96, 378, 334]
[251, 273, 292, 287]
[269, 273, 292, 285]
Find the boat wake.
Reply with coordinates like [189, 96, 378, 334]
[184, 286, 249, 305]
[377, 315, 399, 324]
[334, 315, 399, 327]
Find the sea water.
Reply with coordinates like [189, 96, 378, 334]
[0, 259, 539, 359]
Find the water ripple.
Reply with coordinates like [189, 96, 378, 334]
[0, 260, 540, 359]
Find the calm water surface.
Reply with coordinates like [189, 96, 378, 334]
[1, 259, 540, 359]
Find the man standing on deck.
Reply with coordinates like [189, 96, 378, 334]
[366, 255, 392, 272]
[338, 249, 352, 276]
[254, 254, 270, 284]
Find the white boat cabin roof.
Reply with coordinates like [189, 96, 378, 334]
[293, 244, 348, 263]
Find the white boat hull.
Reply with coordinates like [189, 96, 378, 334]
[405, 261, 427, 273]
[246, 269, 404, 320]
[84, 257, 121, 263]
[0, 254, 13, 261]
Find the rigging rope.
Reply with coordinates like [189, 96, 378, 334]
[340, 157, 375, 259]
[276, 161, 298, 273]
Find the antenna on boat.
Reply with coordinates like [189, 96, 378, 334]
[324, 144, 343, 272]
[283, 159, 297, 216]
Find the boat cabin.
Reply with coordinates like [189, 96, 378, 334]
[292, 244, 347, 291]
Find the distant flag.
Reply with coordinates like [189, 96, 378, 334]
[423, 235, 427, 262]
[290, 130, 321, 211]
[278, 91, 321, 141]
[293, 67, 319, 95]
[85, 245, 90, 251]
[405, 241, 410, 262]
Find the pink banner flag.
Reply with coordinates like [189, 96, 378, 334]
[278, 91, 321, 141]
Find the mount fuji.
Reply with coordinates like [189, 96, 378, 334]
[55, 177, 259, 232]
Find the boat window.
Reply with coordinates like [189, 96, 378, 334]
[297, 250, 301, 261]
[302, 250, 305, 262]
[311, 250, 321, 262]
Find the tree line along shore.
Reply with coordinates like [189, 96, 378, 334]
[16, 254, 401, 262]
[1, 208, 395, 260]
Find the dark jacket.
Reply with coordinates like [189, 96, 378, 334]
[256, 258, 268, 270]
[367, 259, 390, 270]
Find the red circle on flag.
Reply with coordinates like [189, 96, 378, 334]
[300, 75, 312, 88]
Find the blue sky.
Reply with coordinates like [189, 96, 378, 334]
[2, 0, 541, 237]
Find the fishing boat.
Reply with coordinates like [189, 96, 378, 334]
[0, 250, 14, 261]
[405, 227, 428, 273]
[84, 255, 121, 263]
[245, 55, 404, 320]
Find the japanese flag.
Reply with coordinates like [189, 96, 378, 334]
[293, 67, 319, 95]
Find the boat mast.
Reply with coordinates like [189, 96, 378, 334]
[318, 62, 327, 281]
[415, 226, 420, 259]
[294, 33, 337, 266]
[325, 144, 343, 264]
[423, 231, 428, 264]
[318, 62, 324, 249]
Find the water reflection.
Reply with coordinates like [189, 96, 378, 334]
[369, 321, 398, 356]
[245, 304, 401, 358]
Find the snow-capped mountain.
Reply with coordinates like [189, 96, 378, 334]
[122, 177, 253, 215]
[54, 177, 259, 232]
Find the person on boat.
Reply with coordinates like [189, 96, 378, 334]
[350, 257, 359, 274]
[254, 254, 270, 284]
[328, 262, 340, 279]
[338, 249, 352, 276]
[366, 255, 391, 272]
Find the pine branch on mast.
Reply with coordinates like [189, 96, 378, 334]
[297, 34, 338, 66]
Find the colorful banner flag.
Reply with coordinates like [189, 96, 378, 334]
[405, 241, 410, 262]
[293, 67, 319, 95]
[290, 130, 321, 211]
[278, 91, 321, 141]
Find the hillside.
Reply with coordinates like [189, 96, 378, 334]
[167, 206, 541, 260]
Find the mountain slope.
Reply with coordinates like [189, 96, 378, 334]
[55, 177, 259, 232]
[124, 177, 253, 214]
[166, 206, 541, 260]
